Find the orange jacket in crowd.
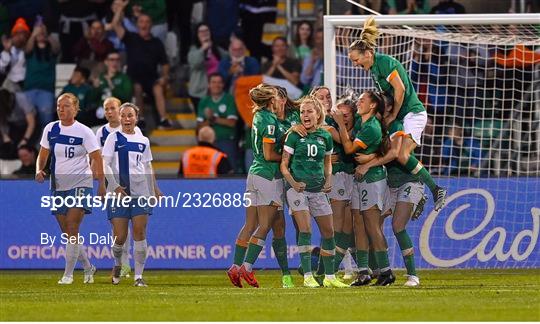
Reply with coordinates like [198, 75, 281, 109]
[179, 143, 232, 178]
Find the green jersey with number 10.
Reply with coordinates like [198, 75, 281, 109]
[284, 128, 333, 192]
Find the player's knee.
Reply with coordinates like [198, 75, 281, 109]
[255, 226, 271, 238]
[392, 220, 405, 234]
[64, 224, 80, 237]
[320, 228, 334, 239]
[131, 228, 146, 241]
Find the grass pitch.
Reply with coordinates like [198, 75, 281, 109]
[1, 269, 539, 321]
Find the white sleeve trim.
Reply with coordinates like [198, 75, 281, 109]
[325, 149, 333, 155]
[284, 145, 294, 154]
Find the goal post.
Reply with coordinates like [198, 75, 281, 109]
[323, 14, 540, 269]
[323, 14, 540, 101]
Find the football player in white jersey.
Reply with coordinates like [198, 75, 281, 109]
[95, 97, 138, 278]
[35, 93, 106, 285]
[102, 103, 159, 287]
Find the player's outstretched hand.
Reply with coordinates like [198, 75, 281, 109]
[35, 170, 46, 183]
[293, 181, 306, 193]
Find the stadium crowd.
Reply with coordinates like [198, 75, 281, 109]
[0, 0, 538, 178]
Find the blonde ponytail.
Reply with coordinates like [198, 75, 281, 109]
[249, 83, 276, 114]
[349, 16, 379, 53]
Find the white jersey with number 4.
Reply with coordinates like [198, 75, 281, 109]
[102, 131, 153, 197]
[39, 121, 100, 191]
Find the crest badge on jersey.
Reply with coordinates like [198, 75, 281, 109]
[268, 125, 275, 135]
[316, 137, 324, 145]
[218, 104, 227, 113]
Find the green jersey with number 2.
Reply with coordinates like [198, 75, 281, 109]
[353, 115, 385, 183]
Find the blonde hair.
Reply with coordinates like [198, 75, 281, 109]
[300, 95, 325, 128]
[57, 93, 80, 112]
[119, 102, 140, 116]
[103, 97, 121, 108]
[249, 83, 277, 114]
[349, 16, 379, 53]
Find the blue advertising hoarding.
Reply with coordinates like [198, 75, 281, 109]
[0, 178, 538, 269]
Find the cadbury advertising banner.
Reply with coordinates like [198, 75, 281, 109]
[0, 178, 538, 269]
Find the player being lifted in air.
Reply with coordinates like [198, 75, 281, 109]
[348, 16, 447, 211]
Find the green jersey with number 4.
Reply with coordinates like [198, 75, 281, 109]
[353, 115, 385, 183]
[249, 108, 280, 180]
[386, 120, 420, 188]
[370, 53, 425, 121]
[284, 128, 333, 192]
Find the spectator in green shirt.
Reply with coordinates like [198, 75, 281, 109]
[92, 50, 133, 104]
[196, 73, 239, 172]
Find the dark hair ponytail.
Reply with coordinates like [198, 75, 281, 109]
[365, 90, 385, 117]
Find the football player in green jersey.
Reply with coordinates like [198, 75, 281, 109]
[310, 86, 336, 128]
[333, 90, 395, 286]
[272, 86, 305, 288]
[357, 93, 427, 287]
[348, 16, 446, 211]
[227, 84, 287, 288]
[322, 94, 358, 275]
[281, 96, 349, 288]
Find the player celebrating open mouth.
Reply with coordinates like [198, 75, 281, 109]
[348, 16, 446, 211]
[281, 96, 348, 288]
[102, 103, 161, 287]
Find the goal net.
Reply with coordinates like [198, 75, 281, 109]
[324, 14, 540, 269]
